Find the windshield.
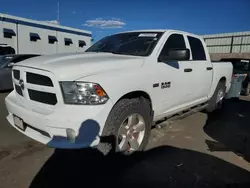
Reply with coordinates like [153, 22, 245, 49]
[86, 32, 163, 56]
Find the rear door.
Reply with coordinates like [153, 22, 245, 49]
[186, 35, 213, 102]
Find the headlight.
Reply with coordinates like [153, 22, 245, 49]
[60, 81, 109, 105]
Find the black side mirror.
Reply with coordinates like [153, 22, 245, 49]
[158, 48, 190, 62]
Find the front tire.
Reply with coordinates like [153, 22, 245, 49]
[97, 97, 152, 155]
[205, 82, 226, 113]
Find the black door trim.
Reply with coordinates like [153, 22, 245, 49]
[184, 68, 192, 72]
[207, 67, 213, 70]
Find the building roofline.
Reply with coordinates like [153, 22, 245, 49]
[0, 13, 92, 37]
[202, 31, 250, 38]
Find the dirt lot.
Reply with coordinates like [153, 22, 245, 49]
[0, 92, 250, 188]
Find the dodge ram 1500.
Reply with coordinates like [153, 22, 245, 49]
[5, 30, 233, 154]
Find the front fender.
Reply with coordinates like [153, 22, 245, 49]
[78, 69, 155, 110]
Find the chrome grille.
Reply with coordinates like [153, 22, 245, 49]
[13, 70, 20, 80]
[28, 89, 57, 105]
[26, 72, 53, 87]
[14, 84, 23, 96]
[13, 68, 58, 106]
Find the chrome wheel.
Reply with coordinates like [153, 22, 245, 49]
[216, 89, 224, 104]
[216, 88, 225, 109]
[117, 113, 146, 153]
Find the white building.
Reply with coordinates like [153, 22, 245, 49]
[203, 31, 250, 54]
[0, 13, 92, 55]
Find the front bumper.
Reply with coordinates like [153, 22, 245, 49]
[5, 91, 113, 149]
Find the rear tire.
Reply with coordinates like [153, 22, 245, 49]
[205, 82, 226, 113]
[242, 84, 250, 96]
[97, 97, 152, 155]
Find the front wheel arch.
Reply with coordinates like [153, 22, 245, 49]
[114, 90, 153, 113]
[98, 97, 152, 155]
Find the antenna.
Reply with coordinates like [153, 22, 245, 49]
[57, 2, 60, 24]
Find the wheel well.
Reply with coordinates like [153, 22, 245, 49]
[219, 77, 226, 85]
[118, 91, 152, 110]
[219, 77, 227, 91]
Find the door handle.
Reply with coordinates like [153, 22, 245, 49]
[207, 67, 213, 70]
[184, 68, 192, 72]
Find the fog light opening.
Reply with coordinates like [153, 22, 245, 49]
[66, 128, 76, 143]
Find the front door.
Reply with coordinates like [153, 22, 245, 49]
[156, 33, 195, 115]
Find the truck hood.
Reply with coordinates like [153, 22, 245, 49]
[16, 52, 145, 80]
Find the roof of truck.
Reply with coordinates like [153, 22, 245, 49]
[122, 29, 167, 32]
[118, 29, 201, 37]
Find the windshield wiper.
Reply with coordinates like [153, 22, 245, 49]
[93, 50, 128, 55]
[110, 51, 128, 55]
[88, 50, 139, 56]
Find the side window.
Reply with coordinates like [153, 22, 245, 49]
[3, 28, 16, 39]
[30, 33, 41, 42]
[48, 36, 58, 44]
[0, 46, 15, 55]
[187, 36, 206, 60]
[65, 38, 73, 46]
[79, 40, 86, 48]
[160, 34, 186, 57]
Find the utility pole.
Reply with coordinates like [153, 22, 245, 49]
[57, 2, 60, 24]
[56, 1, 60, 53]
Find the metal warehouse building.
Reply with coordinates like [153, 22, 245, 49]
[202, 31, 250, 60]
[0, 13, 92, 55]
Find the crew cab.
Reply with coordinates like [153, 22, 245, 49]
[5, 30, 233, 154]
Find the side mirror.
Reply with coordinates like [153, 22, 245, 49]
[7, 62, 14, 68]
[158, 48, 190, 62]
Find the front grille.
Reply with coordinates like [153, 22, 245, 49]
[26, 72, 53, 87]
[13, 70, 20, 80]
[15, 84, 23, 96]
[28, 89, 57, 105]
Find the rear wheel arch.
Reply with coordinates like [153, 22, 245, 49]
[218, 77, 227, 92]
[206, 80, 226, 113]
[219, 77, 226, 86]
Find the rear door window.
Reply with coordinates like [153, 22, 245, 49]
[187, 36, 206, 60]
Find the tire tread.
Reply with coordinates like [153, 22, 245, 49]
[97, 97, 151, 155]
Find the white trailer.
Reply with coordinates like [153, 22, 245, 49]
[0, 13, 92, 55]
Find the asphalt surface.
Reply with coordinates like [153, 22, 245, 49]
[0, 91, 250, 188]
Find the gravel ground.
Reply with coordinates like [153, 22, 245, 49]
[0, 92, 250, 188]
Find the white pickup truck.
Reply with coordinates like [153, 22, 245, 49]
[5, 30, 233, 154]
